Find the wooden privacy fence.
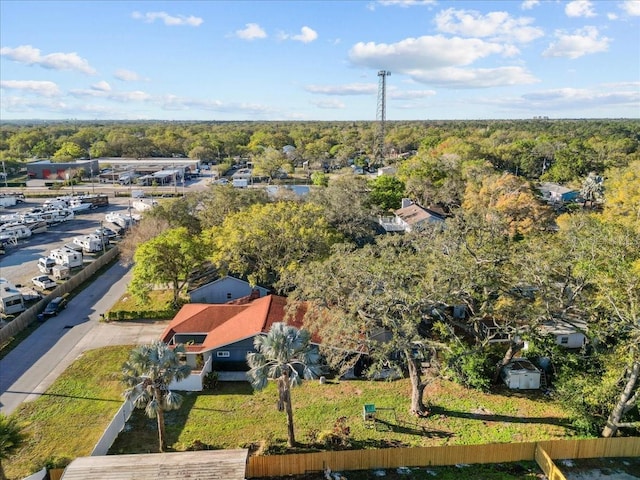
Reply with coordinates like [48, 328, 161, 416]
[246, 437, 640, 478]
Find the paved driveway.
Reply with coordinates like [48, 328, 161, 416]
[0, 261, 168, 415]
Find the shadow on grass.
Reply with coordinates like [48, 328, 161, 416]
[5, 390, 122, 403]
[429, 404, 575, 430]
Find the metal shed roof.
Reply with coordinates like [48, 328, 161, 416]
[61, 449, 249, 480]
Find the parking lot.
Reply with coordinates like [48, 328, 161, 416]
[0, 196, 133, 289]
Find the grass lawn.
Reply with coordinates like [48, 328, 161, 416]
[6, 345, 579, 479]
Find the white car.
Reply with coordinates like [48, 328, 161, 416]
[32, 275, 57, 290]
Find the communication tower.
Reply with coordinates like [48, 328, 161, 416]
[374, 70, 391, 166]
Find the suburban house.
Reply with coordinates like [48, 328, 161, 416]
[538, 182, 579, 204]
[379, 199, 445, 233]
[377, 166, 397, 176]
[160, 294, 310, 391]
[188, 276, 270, 304]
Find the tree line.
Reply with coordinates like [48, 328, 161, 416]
[1, 119, 638, 184]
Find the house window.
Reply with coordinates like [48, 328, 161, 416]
[216, 351, 230, 358]
[226, 292, 232, 299]
[560, 336, 569, 344]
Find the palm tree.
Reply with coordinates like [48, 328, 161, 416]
[122, 341, 192, 452]
[0, 414, 27, 480]
[247, 322, 322, 447]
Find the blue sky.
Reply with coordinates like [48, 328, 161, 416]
[1, 0, 639, 121]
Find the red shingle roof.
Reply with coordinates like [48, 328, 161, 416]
[160, 295, 310, 353]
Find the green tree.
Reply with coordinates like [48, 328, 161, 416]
[52, 141, 85, 161]
[0, 414, 27, 480]
[252, 147, 291, 182]
[197, 184, 269, 229]
[368, 175, 405, 211]
[122, 342, 192, 452]
[129, 227, 208, 306]
[308, 175, 379, 246]
[247, 322, 321, 447]
[207, 201, 343, 287]
[290, 235, 447, 415]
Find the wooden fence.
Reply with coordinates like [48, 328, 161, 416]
[246, 437, 640, 478]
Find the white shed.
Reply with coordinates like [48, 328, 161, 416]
[501, 358, 541, 390]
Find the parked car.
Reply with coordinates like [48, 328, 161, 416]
[37, 296, 67, 321]
[95, 227, 119, 239]
[32, 275, 57, 290]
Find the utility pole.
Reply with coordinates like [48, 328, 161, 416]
[374, 70, 391, 168]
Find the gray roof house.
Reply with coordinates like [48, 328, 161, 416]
[188, 275, 269, 304]
[379, 199, 445, 233]
[538, 182, 579, 203]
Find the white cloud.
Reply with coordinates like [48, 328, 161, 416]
[607, 12, 619, 19]
[0, 45, 96, 74]
[407, 66, 538, 88]
[389, 89, 436, 99]
[69, 87, 151, 102]
[305, 83, 377, 95]
[114, 69, 143, 81]
[0, 80, 61, 97]
[349, 35, 517, 71]
[158, 95, 274, 115]
[435, 8, 544, 43]
[521, 86, 640, 109]
[235, 23, 267, 40]
[311, 99, 346, 109]
[91, 81, 111, 92]
[521, 0, 540, 10]
[131, 11, 203, 26]
[620, 0, 640, 16]
[291, 26, 318, 43]
[543, 26, 610, 59]
[565, 0, 596, 17]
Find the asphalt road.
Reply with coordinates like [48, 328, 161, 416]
[0, 261, 168, 415]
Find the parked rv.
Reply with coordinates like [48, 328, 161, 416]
[49, 248, 83, 269]
[73, 234, 104, 253]
[0, 195, 18, 207]
[0, 279, 25, 316]
[38, 257, 57, 274]
[0, 225, 31, 244]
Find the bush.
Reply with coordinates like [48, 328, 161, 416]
[443, 347, 496, 391]
[203, 371, 219, 390]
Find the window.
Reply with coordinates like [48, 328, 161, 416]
[560, 336, 569, 344]
[216, 351, 230, 358]
[226, 292, 232, 299]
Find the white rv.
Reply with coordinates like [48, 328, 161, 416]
[49, 248, 83, 269]
[38, 257, 57, 274]
[73, 234, 104, 253]
[0, 279, 25, 315]
[0, 225, 31, 244]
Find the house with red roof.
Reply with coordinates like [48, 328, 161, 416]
[160, 294, 310, 391]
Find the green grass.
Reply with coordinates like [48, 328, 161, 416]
[6, 346, 579, 479]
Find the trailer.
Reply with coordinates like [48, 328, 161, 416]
[38, 257, 57, 274]
[0, 195, 18, 207]
[0, 225, 31, 244]
[73, 234, 104, 253]
[49, 247, 84, 269]
[0, 279, 25, 315]
[80, 194, 109, 208]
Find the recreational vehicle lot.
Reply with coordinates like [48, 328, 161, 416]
[0, 197, 131, 288]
